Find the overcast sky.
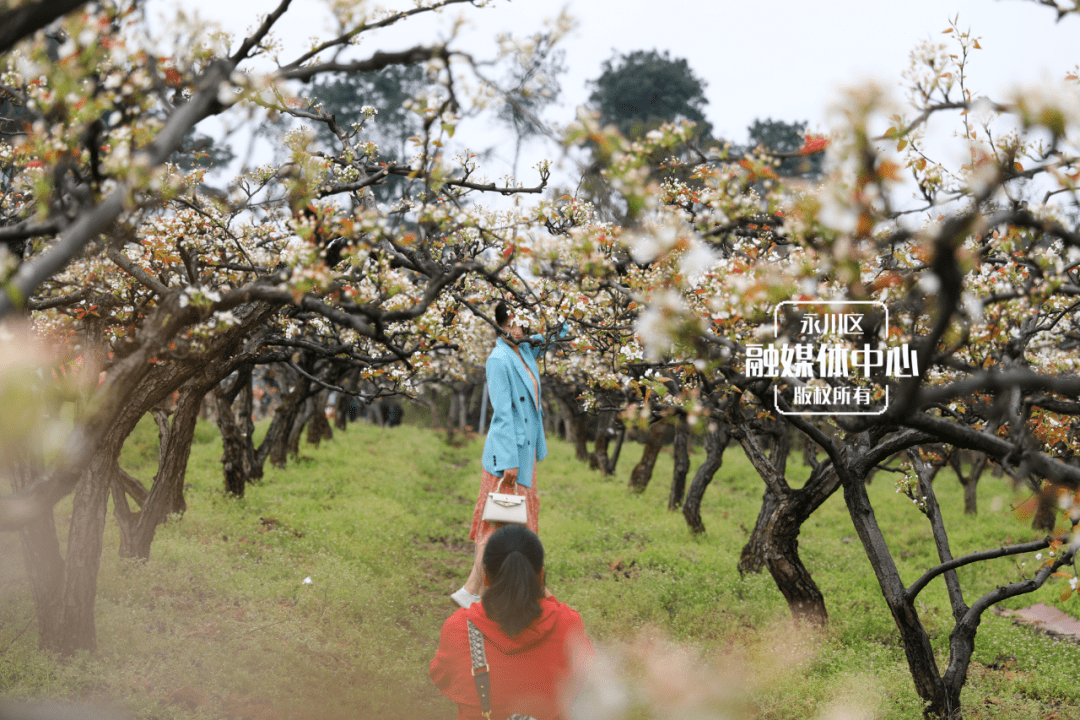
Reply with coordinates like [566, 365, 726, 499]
[154, 0, 1079, 194]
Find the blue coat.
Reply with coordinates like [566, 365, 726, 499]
[481, 332, 560, 488]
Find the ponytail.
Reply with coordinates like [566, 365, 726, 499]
[481, 525, 545, 636]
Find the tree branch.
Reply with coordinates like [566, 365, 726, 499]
[0, 218, 64, 245]
[726, 404, 790, 495]
[0, 0, 88, 56]
[903, 412, 1080, 489]
[105, 245, 170, 297]
[287, 360, 371, 398]
[914, 369, 1080, 410]
[278, 0, 473, 71]
[229, 0, 293, 64]
[277, 45, 450, 83]
[905, 537, 1055, 601]
[908, 449, 968, 621]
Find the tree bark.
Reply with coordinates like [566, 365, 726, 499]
[951, 451, 988, 516]
[629, 420, 667, 492]
[445, 390, 458, 443]
[214, 360, 310, 495]
[682, 422, 728, 533]
[14, 446, 113, 656]
[152, 406, 189, 517]
[738, 486, 779, 574]
[306, 389, 333, 447]
[333, 369, 359, 431]
[112, 380, 203, 559]
[960, 474, 979, 515]
[591, 411, 614, 473]
[216, 370, 255, 497]
[608, 421, 626, 475]
[334, 389, 351, 430]
[730, 415, 835, 625]
[841, 452, 950, 718]
[50, 456, 112, 654]
[457, 386, 472, 431]
[10, 463, 64, 653]
[571, 413, 589, 461]
[762, 504, 829, 626]
[0, 0, 92, 57]
[668, 418, 690, 510]
[427, 388, 439, 428]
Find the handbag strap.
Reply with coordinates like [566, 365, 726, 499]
[467, 620, 492, 720]
[466, 620, 538, 720]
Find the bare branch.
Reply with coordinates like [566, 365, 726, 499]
[0, 218, 64, 245]
[106, 246, 170, 297]
[287, 359, 370, 398]
[914, 369, 1080, 409]
[26, 288, 90, 311]
[905, 536, 1056, 602]
[277, 45, 450, 83]
[961, 541, 1077, 628]
[278, 0, 473, 71]
[229, 0, 293, 64]
[726, 405, 790, 495]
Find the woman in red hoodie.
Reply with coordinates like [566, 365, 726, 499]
[430, 525, 593, 720]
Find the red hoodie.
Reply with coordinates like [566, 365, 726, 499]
[430, 596, 593, 720]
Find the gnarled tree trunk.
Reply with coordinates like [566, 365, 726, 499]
[629, 420, 667, 492]
[306, 388, 333, 447]
[668, 418, 690, 510]
[950, 450, 989, 516]
[607, 421, 626, 475]
[215, 366, 257, 497]
[11, 463, 64, 653]
[112, 380, 204, 559]
[682, 422, 729, 533]
[738, 487, 780, 575]
[738, 423, 792, 573]
[591, 411, 615, 474]
[729, 415, 833, 625]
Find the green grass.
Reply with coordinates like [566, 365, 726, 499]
[0, 415, 1078, 719]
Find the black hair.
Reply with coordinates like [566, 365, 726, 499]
[494, 300, 511, 329]
[481, 525, 545, 636]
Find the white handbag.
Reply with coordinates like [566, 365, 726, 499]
[481, 490, 528, 525]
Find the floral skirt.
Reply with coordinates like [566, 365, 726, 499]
[469, 464, 539, 543]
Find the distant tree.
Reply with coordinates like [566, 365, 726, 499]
[577, 50, 717, 223]
[588, 49, 712, 140]
[495, 32, 566, 178]
[746, 117, 823, 178]
[308, 65, 428, 202]
[173, 131, 236, 176]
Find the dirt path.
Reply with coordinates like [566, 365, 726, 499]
[997, 604, 1080, 642]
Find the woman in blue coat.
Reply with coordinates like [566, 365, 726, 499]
[451, 302, 563, 608]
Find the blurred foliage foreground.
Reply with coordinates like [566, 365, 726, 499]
[0, 418, 1079, 720]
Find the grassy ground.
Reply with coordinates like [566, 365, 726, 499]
[0, 414, 1078, 719]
